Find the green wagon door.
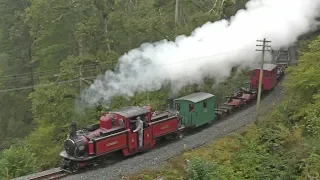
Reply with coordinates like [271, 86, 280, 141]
[189, 103, 195, 125]
[182, 103, 192, 126]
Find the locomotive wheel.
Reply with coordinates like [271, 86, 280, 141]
[164, 135, 174, 140]
[176, 131, 184, 139]
[70, 161, 80, 173]
[60, 160, 67, 169]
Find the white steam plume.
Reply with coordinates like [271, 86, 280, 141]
[82, 0, 320, 106]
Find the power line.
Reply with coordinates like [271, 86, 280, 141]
[0, 67, 100, 82]
[0, 48, 244, 80]
[0, 76, 97, 93]
[0, 61, 112, 79]
[0, 62, 111, 83]
[0, 48, 246, 93]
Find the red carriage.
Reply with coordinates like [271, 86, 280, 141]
[249, 63, 278, 91]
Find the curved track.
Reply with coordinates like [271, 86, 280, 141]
[60, 78, 286, 180]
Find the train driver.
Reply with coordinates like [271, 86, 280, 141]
[133, 116, 143, 149]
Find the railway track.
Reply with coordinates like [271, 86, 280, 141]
[18, 47, 296, 180]
[27, 169, 68, 180]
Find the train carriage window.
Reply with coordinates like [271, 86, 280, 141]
[203, 100, 207, 109]
[189, 104, 194, 112]
[175, 103, 180, 111]
[264, 72, 269, 77]
[252, 71, 256, 77]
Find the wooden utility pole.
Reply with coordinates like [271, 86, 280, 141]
[175, 0, 179, 25]
[255, 38, 271, 120]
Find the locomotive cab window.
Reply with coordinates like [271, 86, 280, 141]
[203, 100, 207, 109]
[111, 118, 116, 126]
[189, 104, 194, 112]
[252, 71, 256, 77]
[119, 119, 124, 127]
[264, 72, 269, 77]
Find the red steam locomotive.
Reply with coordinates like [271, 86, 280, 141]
[60, 105, 184, 172]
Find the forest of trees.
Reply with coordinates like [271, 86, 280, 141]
[1, 0, 319, 179]
[0, 0, 250, 179]
[126, 34, 320, 179]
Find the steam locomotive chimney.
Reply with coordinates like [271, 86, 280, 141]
[71, 121, 77, 137]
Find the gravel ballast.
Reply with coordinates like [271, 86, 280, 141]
[57, 78, 285, 180]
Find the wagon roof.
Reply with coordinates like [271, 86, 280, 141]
[112, 106, 150, 118]
[252, 63, 277, 71]
[174, 92, 214, 103]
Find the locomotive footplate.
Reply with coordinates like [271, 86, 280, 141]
[59, 151, 96, 161]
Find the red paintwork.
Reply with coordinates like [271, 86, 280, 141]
[79, 162, 87, 168]
[151, 116, 179, 138]
[100, 115, 112, 129]
[224, 88, 258, 107]
[250, 65, 278, 91]
[86, 127, 122, 139]
[143, 127, 153, 148]
[241, 93, 256, 101]
[143, 105, 153, 112]
[88, 141, 94, 155]
[94, 131, 127, 155]
[225, 99, 244, 106]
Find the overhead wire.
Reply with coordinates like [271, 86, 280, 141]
[0, 76, 98, 93]
[0, 48, 246, 93]
[0, 61, 112, 80]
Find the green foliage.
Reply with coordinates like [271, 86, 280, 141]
[187, 156, 238, 180]
[0, 146, 37, 179]
[0, 0, 33, 149]
[29, 84, 77, 126]
[187, 157, 216, 180]
[284, 36, 320, 124]
[24, 124, 63, 170]
[299, 152, 320, 180]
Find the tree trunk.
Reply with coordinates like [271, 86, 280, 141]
[78, 38, 85, 57]
[127, 0, 133, 14]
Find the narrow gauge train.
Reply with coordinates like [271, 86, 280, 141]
[60, 61, 288, 172]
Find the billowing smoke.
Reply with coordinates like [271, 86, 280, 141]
[82, 0, 320, 107]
